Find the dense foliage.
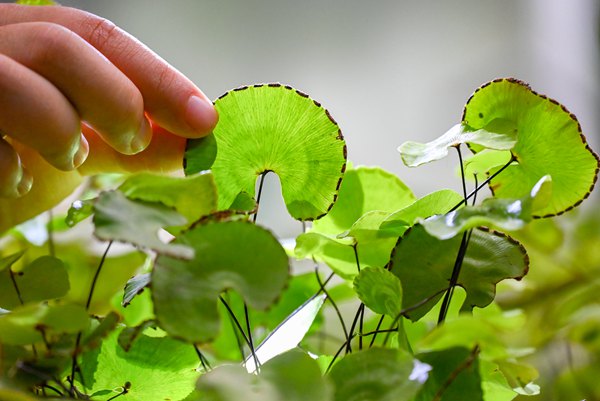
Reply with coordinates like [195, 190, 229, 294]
[0, 78, 598, 401]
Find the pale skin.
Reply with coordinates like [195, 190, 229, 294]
[0, 4, 218, 232]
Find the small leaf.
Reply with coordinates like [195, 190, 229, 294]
[353, 267, 402, 316]
[0, 256, 70, 309]
[117, 320, 157, 352]
[462, 78, 600, 217]
[152, 221, 289, 343]
[80, 330, 199, 401]
[389, 226, 528, 320]
[380, 190, 463, 237]
[422, 176, 552, 239]
[329, 348, 425, 401]
[122, 273, 151, 307]
[398, 124, 516, 167]
[184, 84, 346, 221]
[66, 199, 95, 227]
[244, 294, 326, 373]
[82, 312, 121, 350]
[93, 190, 194, 259]
[313, 166, 416, 235]
[463, 149, 512, 179]
[119, 171, 218, 228]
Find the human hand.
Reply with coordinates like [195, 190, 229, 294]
[0, 4, 218, 231]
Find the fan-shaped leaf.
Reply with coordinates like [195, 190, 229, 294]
[0, 256, 69, 309]
[313, 166, 415, 235]
[389, 226, 528, 320]
[118, 171, 217, 228]
[422, 175, 552, 240]
[80, 330, 199, 401]
[244, 294, 326, 373]
[329, 348, 426, 401]
[93, 190, 193, 259]
[462, 78, 600, 217]
[184, 84, 346, 221]
[354, 267, 402, 316]
[152, 221, 289, 343]
[398, 124, 516, 167]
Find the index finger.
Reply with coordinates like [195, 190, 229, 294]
[0, 4, 218, 139]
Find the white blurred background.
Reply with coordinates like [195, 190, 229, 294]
[28, 0, 600, 236]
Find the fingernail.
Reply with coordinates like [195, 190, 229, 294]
[73, 134, 89, 168]
[185, 95, 218, 135]
[129, 118, 153, 154]
[16, 168, 33, 197]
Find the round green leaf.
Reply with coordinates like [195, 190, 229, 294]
[313, 166, 416, 235]
[462, 78, 600, 217]
[389, 225, 528, 321]
[184, 84, 347, 221]
[152, 221, 289, 343]
[80, 329, 199, 401]
[329, 348, 425, 401]
[353, 266, 403, 316]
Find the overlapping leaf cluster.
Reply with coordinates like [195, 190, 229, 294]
[0, 79, 598, 401]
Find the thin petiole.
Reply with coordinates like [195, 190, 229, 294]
[314, 266, 349, 345]
[194, 345, 212, 372]
[244, 303, 260, 372]
[252, 171, 268, 223]
[345, 303, 365, 354]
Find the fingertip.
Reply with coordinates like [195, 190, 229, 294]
[128, 116, 153, 154]
[184, 95, 218, 137]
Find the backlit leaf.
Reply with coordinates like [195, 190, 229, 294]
[152, 221, 289, 343]
[93, 190, 194, 259]
[354, 266, 402, 316]
[80, 330, 199, 401]
[398, 123, 516, 167]
[66, 199, 94, 227]
[122, 273, 151, 307]
[462, 78, 600, 217]
[389, 226, 528, 320]
[184, 84, 346, 221]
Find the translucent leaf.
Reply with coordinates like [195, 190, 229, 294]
[389, 226, 528, 320]
[0, 256, 69, 309]
[122, 273, 151, 307]
[0, 303, 88, 345]
[184, 84, 347, 221]
[244, 294, 326, 373]
[93, 190, 194, 259]
[422, 176, 552, 239]
[380, 190, 463, 237]
[152, 221, 289, 343]
[398, 123, 517, 167]
[313, 166, 415, 235]
[194, 349, 332, 401]
[415, 347, 483, 401]
[463, 149, 512, 179]
[329, 348, 425, 401]
[353, 266, 402, 316]
[118, 320, 157, 351]
[119, 171, 217, 228]
[80, 330, 199, 401]
[66, 199, 95, 227]
[462, 78, 600, 217]
[295, 232, 392, 279]
[82, 312, 121, 350]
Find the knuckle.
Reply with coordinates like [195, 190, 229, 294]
[27, 22, 76, 65]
